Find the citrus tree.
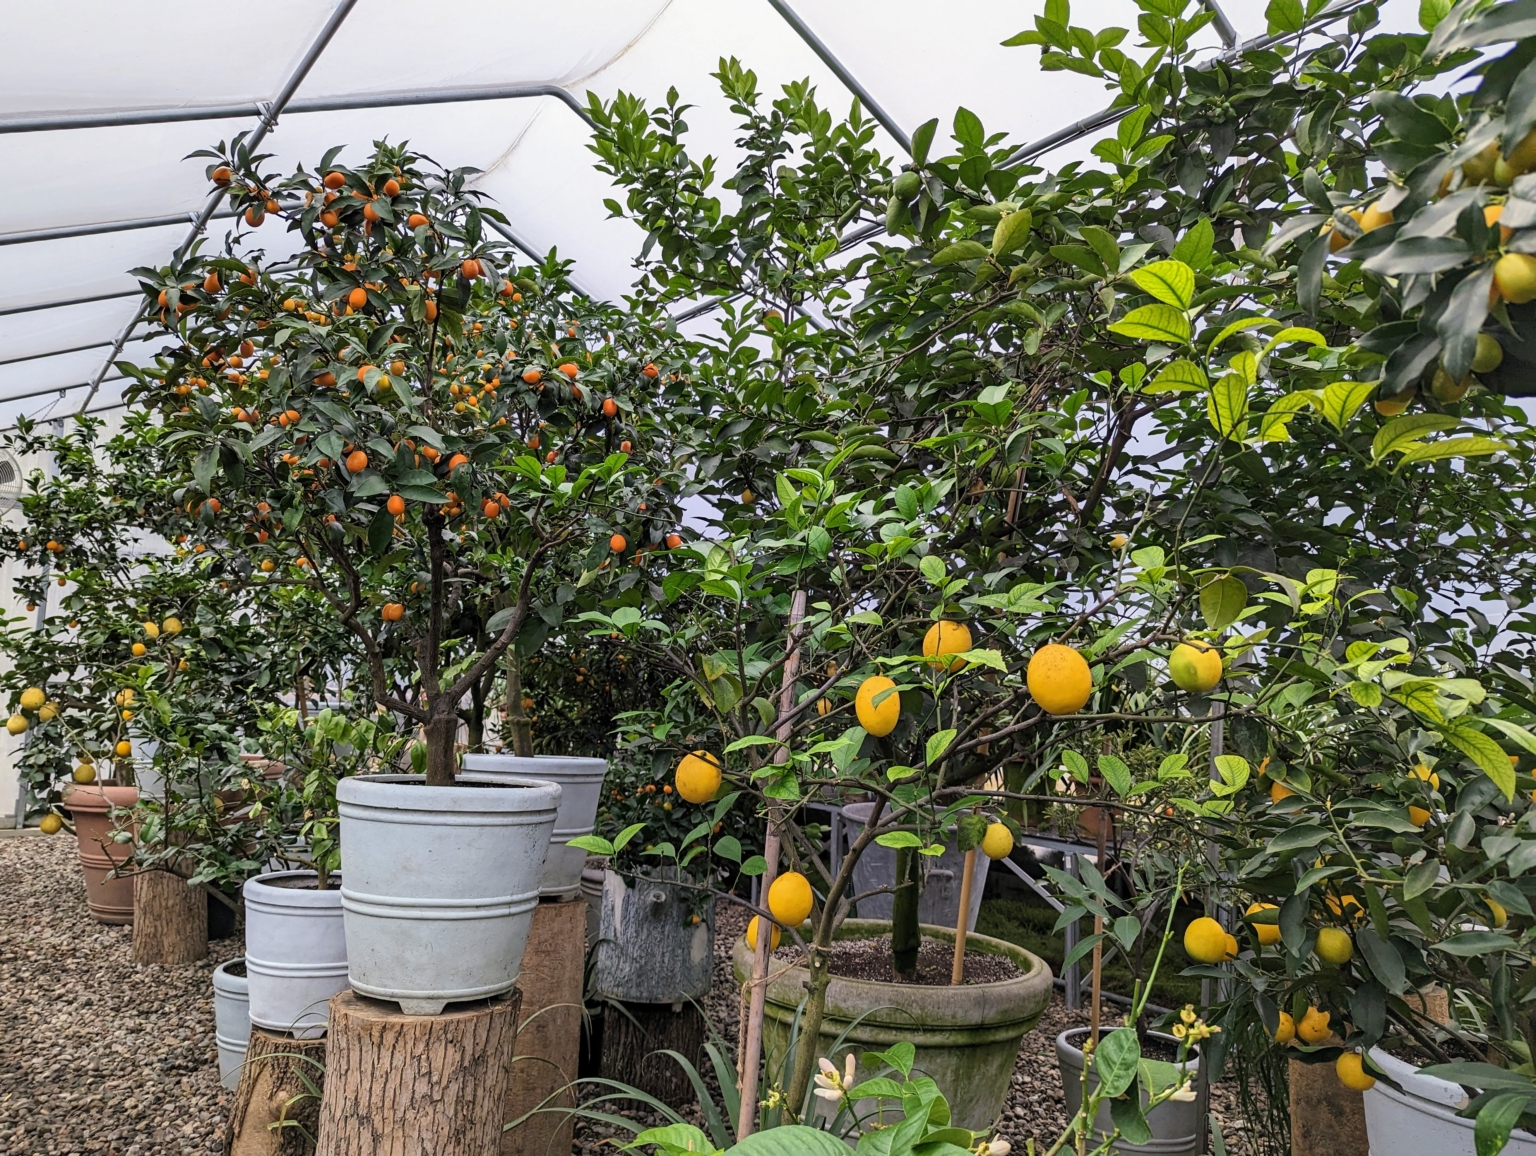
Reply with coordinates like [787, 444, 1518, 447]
[118, 140, 682, 785]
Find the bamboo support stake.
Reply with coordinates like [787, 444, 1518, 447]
[736, 589, 807, 1139]
[950, 845, 977, 984]
[1088, 802, 1109, 1049]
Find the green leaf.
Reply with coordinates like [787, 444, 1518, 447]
[926, 729, 957, 766]
[1261, 326, 1328, 355]
[992, 209, 1034, 256]
[567, 834, 615, 856]
[1108, 303, 1191, 344]
[1267, 825, 1331, 854]
[1205, 316, 1279, 352]
[932, 240, 990, 265]
[919, 555, 946, 585]
[1356, 927, 1408, 994]
[1318, 380, 1377, 432]
[1201, 575, 1248, 631]
[1372, 414, 1459, 462]
[1172, 218, 1214, 271]
[1398, 437, 1510, 467]
[1419, 1062, 1536, 1091]
[1094, 1027, 1141, 1097]
[1442, 724, 1517, 799]
[1111, 1089, 1154, 1146]
[1099, 754, 1132, 796]
[1211, 754, 1250, 797]
[398, 483, 448, 505]
[1207, 373, 1249, 440]
[910, 119, 938, 166]
[613, 822, 647, 853]
[728, 1125, 849, 1156]
[875, 831, 924, 849]
[1144, 359, 1207, 394]
[1129, 260, 1195, 309]
[1435, 931, 1518, 956]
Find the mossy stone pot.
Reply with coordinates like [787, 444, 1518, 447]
[732, 919, 1052, 1131]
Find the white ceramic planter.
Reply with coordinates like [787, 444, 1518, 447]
[1365, 1048, 1536, 1155]
[336, 774, 560, 1015]
[213, 958, 251, 1089]
[242, 870, 348, 1039]
[459, 753, 607, 899]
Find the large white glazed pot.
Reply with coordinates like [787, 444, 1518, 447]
[336, 774, 561, 1015]
[459, 753, 607, 899]
[213, 958, 251, 1089]
[242, 871, 348, 1039]
[1365, 1047, 1536, 1155]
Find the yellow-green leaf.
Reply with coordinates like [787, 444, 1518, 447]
[1318, 379, 1377, 432]
[1207, 373, 1249, 440]
[1397, 436, 1510, 468]
[992, 209, 1034, 256]
[932, 240, 990, 265]
[1128, 260, 1195, 309]
[1230, 350, 1258, 385]
[1260, 326, 1328, 356]
[1371, 414, 1458, 463]
[1109, 304, 1191, 344]
[1441, 724, 1516, 799]
[1142, 359, 1208, 394]
[1257, 391, 1316, 442]
[1204, 316, 1279, 353]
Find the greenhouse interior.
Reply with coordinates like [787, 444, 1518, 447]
[4, 1, 1536, 1154]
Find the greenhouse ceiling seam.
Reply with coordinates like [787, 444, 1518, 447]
[0, 84, 593, 136]
[0, 289, 140, 320]
[0, 206, 243, 249]
[0, 396, 129, 436]
[78, 0, 359, 416]
[764, 0, 911, 155]
[0, 376, 128, 409]
[0, 340, 116, 368]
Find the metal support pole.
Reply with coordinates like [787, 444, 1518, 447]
[1202, 0, 1239, 47]
[764, 0, 911, 154]
[482, 217, 594, 301]
[0, 206, 241, 249]
[77, 0, 358, 416]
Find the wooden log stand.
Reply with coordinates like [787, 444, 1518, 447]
[1289, 1056, 1367, 1156]
[131, 867, 207, 965]
[599, 999, 706, 1104]
[315, 990, 519, 1156]
[503, 899, 584, 1156]
[224, 1026, 327, 1156]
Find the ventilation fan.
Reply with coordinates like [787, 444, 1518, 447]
[0, 450, 23, 513]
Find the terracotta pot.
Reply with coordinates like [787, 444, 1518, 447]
[63, 783, 139, 924]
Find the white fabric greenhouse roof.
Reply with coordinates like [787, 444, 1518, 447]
[0, 0, 1419, 432]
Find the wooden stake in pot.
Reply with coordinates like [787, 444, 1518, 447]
[736, 589, 806, 1139]
[950, 805, 982, 985]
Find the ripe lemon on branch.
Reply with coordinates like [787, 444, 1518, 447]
[746, 916, 781, 952]
[1168, 641, 1222, 693]
[1316, 927, 1354, 965]
[1026, 643, 1092, 715]
[1183, 916, 1230, 964]
[922, 620, 972, 672]
[768, 871, 814, 927]
[980, 822, 1014, 860]
[855, 676, 900, 736]
[674, 751, 722, 804]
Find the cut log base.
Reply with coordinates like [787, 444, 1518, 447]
[315, 990, 519, 1156]
[598, 1000, 706, 1105]
[503, 899, 585, 1156]
[132, 868, 207, 965]
[1289, 1056, 1366, 1156]
[224, 1026, 327, 1156]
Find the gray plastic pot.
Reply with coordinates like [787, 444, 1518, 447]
[336, 774, 559, 1015]
[242, 870, 347, 1039]
[841, 801, 990, 930]
[212, 958, 250, 1089]
[733, 919, 1052, 1131]
[1057, 1027, 1204, 1154]
[459, 753, 606, 899]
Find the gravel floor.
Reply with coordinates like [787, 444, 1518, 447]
[0, 833, 239, 1156]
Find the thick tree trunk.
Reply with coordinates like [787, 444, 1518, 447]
[1288, 1057, 1366, 1156]
[423, 711, 458, 787]
[599, 1000, 706, 1104]
[315, 991, 519, 1156]
[502, 900, 584, 1156]
[503, 653, 534, 758]
[131, 868, 207, 965]
[891, 845, 920, 980]
[224, 1026, 327, 1156]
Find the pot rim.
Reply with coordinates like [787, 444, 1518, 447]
[1057, 1025, 1202, 1065]
[460, 752, 607, 780]
[61, 783, 139, 810]
[1365, 1064, 1536, 1142]
[337, 772, 561, 814]
[213, 957, 249, 990]
[244, 869, 345, 907]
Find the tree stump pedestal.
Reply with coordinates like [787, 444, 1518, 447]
[1289, 1056, 1367, 1156]
[132, 867, 207, 964]
[224, 1026, 327, 1156]
[315, 990, 519, 1156]
[502, 898, 584, 1156]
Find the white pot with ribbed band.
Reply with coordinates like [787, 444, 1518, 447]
[242, 871, 348, 1039]
[212, 958, 251, 1089]
[459, 754, 606, 899]
[336, 774, 560, 1015]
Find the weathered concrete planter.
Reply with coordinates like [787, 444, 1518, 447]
[213, 958, 251, 1089]
[243, 870, 348, 1038]
[62, 783, 138, 924]
[336, 774, 559, 1015]
[592, 868, 713, 1003]
[1364, 1047, 1536, 1155]
[840, 802, 990, 930]
[1057, 1027, 1204, 1154]
[459, 754, 606, 899]
[732, 918, 1052, 1131]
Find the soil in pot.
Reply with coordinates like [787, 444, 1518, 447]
[774, 934, 1024, 985]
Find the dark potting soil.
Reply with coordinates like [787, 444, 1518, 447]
[1065, 1027, 1186, 1064]
[263, 875, 340, 890]
[775, 934, 1025, 985]
[223, 958, 248, 978]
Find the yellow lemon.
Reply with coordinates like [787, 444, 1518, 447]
[72, 764, 96, 784]
[142, 620, 160, 639]
[114, 740, 132, 758]
[1247, 902, 1281, 947]
[922, 621, 972, 672]
[1273, 1011, 1296, 1044]
[5, 714, 28, 735]
[1326, 894, 1364, 922]
[1359, 201, 1394, 232]
[1488, 898, 1509, 928]
[19, 687, 46, 712]
[1224, 932, 1239, 960]
[1027, 643, 1092, 716]
[162, 617, 183, 635]
[1494, 252, 1536, 304]
[746, 915, 781, 952]
[1297, 1006, 1331, 1044]
[1411, 764, 1439, 791]
[980, 822, 1014, 860]
[816, 697, 832, 717]
[131, 643, 147, 657]
[768, 871, 814, 927]
[674, 751, 722, 804]
[38, 701, 58, 721]
[38, 812, 63, 835]
[1270, 780, 1296, 804]
[1472, 333, 1504, 374]
[1374, 393, 1412, 417]
[116, 688, 136, 706]
[1183, 916, 1229, 964]
[1336, 1051, 1376, 1091]
[1109, 534, 1128, 550]
[1168, 641, 1223, 693]
[1408, 805, 1432, 828]
[1316, 927, 1354, 965]
[855, 676, 901, 737]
